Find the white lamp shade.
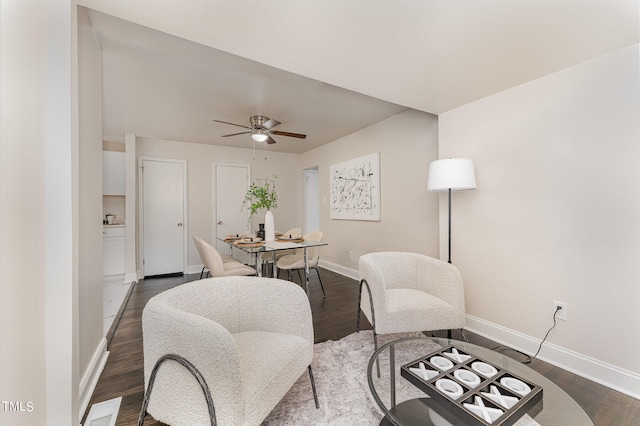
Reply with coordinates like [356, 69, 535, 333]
[428, 158, 477, 191]
[251, 132, 268, 142]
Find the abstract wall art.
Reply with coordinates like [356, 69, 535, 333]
[330, 152, 380, 221]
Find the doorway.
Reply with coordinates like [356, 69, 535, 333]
[140, 158, 187, 277]
[304, 167, 320, 233]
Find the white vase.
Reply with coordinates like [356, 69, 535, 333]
[264, 210, 275, 241]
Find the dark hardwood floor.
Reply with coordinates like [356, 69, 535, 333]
[85, 268, 640, 425]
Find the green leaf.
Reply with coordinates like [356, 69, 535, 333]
[241, 175, 278, 228]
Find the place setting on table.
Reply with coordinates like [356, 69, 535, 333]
[227, 235, 265, 248]
[275, 231, 305, 243]
[223, 232, 305, 249]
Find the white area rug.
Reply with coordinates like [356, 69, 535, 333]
[262, 331, 539, 426]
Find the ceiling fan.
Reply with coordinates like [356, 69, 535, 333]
[213, 115, 307, 144]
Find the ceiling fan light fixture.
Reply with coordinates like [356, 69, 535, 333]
[251, 131, 268, 142]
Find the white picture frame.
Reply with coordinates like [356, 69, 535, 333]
[330, 152, 380, 221]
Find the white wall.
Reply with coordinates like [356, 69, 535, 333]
[0, 3, 49, 424]
[299, 109, 440, 274]
[136, 138, 303, 273]
[78, 2, 107, 388]
[77, 5, 110, 415]
[439, 46, 640, 389]
[0, 1, 79, 425]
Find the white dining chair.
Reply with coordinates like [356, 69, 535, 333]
[276, 231, 325, 297]
[259, 227, 302, 276]
[193, 235, 257, 277]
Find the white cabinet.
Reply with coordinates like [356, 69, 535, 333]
[103, 151, 125, 195]
[103, 225, 125, 276]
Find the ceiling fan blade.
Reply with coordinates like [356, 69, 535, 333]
[271, 130, 306, 139]
[212, 119, 253, 130]
[266, 135, 277, 145]
[221, 131, 252, 137]
[262, 119, 281, 129]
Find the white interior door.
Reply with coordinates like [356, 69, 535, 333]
[214, 163, 250, 254]
[304, 168, 320, 233]
[142, 159, 186, 276]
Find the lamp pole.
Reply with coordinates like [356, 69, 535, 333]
[447, 188, 452, 263]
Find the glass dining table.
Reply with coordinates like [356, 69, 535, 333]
[217, 237, 327, 296]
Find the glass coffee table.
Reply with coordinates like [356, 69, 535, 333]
[367, 336, 594, 426]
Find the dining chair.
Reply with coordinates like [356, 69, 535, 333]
[259, 227, 302, 276]
[193, 235, 239, 278]
[193, 235, 257, 277]
[276, 231, 325, 297]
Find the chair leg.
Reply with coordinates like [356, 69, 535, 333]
[447, 329, 452, 339]
[313, 267, 326, 298]
[357, 279, 380, 377]
[138, 354, 216, 426]
[200, 267, 207, 280]
[308, 365, 320, 409]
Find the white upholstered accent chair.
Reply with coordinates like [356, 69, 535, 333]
[356, 252, 465, 352]
[193, 235, 256, 277]
[139, 276, 318, 426]
[276, 230, 325, 297]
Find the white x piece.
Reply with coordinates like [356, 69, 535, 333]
[463, 396, 503, 423]
[443, 347, 471, 363]
[409, 362, 439, 380]
[481, 385, 519, 409]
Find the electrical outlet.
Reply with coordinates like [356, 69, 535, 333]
[348, 250, 354, 260]
[552, 300, 568, 321]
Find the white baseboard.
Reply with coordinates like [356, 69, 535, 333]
[124, 272, 137, 283]
[465, 315, 640, 400]
[318, 259, 358, 281]
[187, 263, 206, 276]
[79, 337, 109, 419]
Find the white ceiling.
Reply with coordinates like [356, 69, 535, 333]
[83, 0, 639, 153]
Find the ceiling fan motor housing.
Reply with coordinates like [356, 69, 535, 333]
[250, 115, 269, 128]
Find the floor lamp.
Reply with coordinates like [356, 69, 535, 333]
[427, 158, 477, 263]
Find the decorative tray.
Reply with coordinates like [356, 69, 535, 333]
[401, 345, 543, 426]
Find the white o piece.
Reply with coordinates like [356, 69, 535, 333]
[430, 356, 454, 371]
[471, 361, 498, 378]
[500, 377, 531, 396]
[453, 369, 481, 388]
[435, 378, 464, 400]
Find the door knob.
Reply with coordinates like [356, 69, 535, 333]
[218, 220, 223, 225]
[177, 223, 183, 227]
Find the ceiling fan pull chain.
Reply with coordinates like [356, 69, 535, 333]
[252, 140, 256, 160]
[264, 141, 267, 160]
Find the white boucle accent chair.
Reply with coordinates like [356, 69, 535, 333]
[193, 235, 257, 278]
[356, 252, 465, 354]
[139, 276, 318, 426]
